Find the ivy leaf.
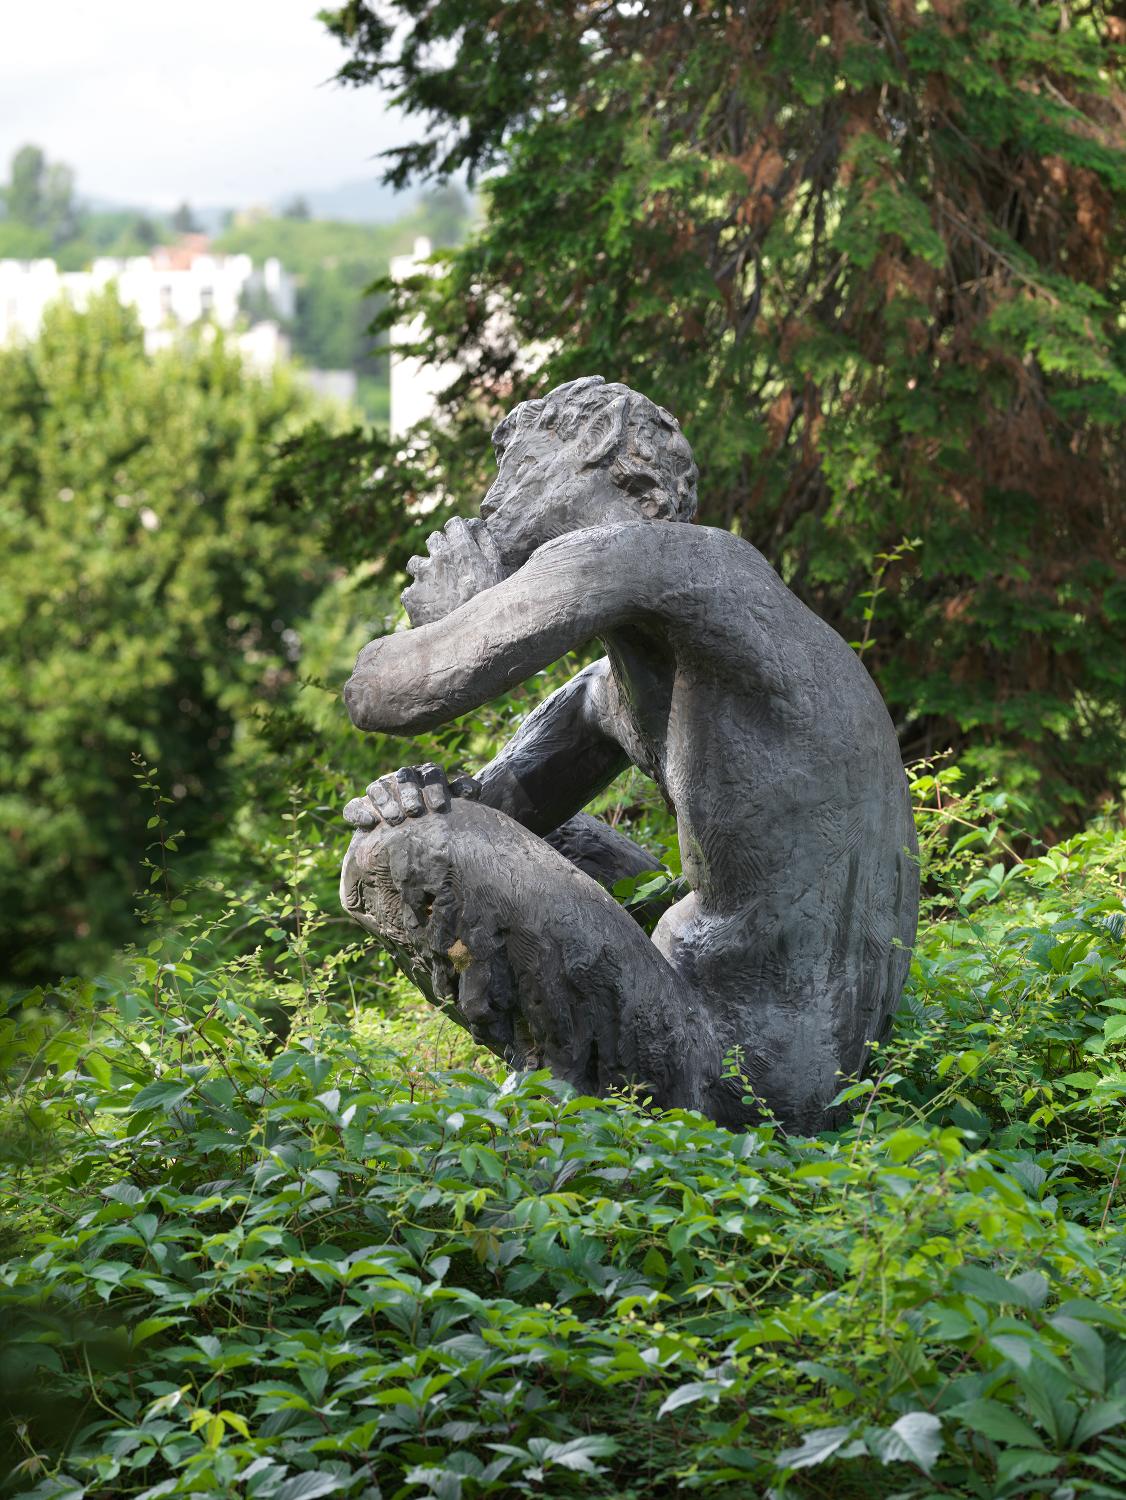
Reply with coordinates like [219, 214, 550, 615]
[658, 1380, 725, 1417]
[775, 1426, 857, 1470]
[948, 1398, 1045, 1450]
[870, 1412, 944, 1475]
[273, 1473, 347, 1500]
[131, 1079, 194, 1113]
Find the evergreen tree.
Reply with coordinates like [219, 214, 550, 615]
[322, 0, 1126, 820]
[5, 144, 46, 224]
[171, 200, 199, 234]
[2, 144, 77, 244]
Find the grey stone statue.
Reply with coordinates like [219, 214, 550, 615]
[340, 377, 918, 1132]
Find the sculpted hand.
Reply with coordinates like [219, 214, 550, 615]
[401, 515, 505, 627]
[343, 763, 481, 831]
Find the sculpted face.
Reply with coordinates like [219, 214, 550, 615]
[402, 379, 698, 626]
[479, 418, 644, 572]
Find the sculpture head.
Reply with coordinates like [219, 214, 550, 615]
[480, 376, 698, 570]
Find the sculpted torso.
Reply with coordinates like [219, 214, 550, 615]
[341, 378, 918, 1132]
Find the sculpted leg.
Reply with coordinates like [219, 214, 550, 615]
[543, 811, 662, 888]
[341, 797, 720, 1111]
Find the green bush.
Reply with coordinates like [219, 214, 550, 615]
[0, 292, 324, 980]
[2, 777, 1124, 1498]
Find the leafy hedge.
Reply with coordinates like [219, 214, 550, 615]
[0, 293, 323, 979]
[2, 782, 1124, 1498]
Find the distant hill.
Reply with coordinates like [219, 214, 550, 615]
[81, 199, 231, 236]
[79, 177, 415, 235]
[290, 176, 412, 224]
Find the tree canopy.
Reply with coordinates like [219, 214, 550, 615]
[322, 0, 1126, 823]
[0, 293, 323, 978]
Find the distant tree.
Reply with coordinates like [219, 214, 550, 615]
[214, 216, 403, 391]
[418, 182, 469, 248]
[5, 144, 46, 225]
[322, 0, 1126, 823]
[171, 200, 199, 234]
[0, 221, 51, 259]
[41, 161, 78, 244]
[0, 292, 324, 979]
[2, 145, 77, 245]
[281, 195, 312, 221]
[132, 214, 160, 249]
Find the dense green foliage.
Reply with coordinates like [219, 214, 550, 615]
[0, 294, 324, 980]
[4, 15, 1126, 1496]
[2, 761, 1125, 1497]
[323, 0, 1126, 822]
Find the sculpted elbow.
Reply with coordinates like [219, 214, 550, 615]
[343, 672, 376, 730]
[343, 668, 424, 735]
[344, 639, 395, 731]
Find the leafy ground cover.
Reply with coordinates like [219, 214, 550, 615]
[1, 774, 1124, 1499]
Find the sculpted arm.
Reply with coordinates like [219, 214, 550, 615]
[343, 527, 642, 738]
[473, 659, 629, 835]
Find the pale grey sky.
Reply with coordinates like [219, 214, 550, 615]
[0, 0, 410, 209]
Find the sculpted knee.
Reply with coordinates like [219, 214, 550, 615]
[340, 812, 456, 945]
[339, 763, 485, 940]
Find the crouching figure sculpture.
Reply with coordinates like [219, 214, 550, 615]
[340, 377, 918, 1132]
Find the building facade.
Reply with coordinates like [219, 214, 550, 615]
[0, 240, 297, 368]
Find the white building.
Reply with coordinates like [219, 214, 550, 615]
[0, 238, 297, 366]
[388, 236, 550, 439]
[299, 367, 359, 405]
[388, 237, 458, 439]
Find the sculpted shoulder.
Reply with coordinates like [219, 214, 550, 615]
[526, 519, 792, 624]
[524, 518, 774, 588]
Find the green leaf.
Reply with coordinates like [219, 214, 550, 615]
[130, 1079, 194, 1113]
[131, 1316, 182, 1346]
[871, 1412, 944, 1475]
[102, 1182, 145, 1205]
[1074, 1398, 1126, 1446]
[948, 1398, 1045, 1450]
[658, 1381, 725, 1417]
[545, 1436, 618, 1473]
[954, 1265, 1035, 1308]
[273, 1476, 347, 1500]
[775, 1426, 856, 1470]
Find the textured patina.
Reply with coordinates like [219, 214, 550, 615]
[340, 377, 918, 1132]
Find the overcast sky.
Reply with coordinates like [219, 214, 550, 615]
[0, 0, 410, 209]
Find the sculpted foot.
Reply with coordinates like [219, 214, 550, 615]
[341, 785, 720, 1113]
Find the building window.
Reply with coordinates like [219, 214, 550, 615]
[199, 286, 214, 315]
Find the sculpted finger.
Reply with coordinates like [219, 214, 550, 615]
[343, 796, 377, 829]
[444, 516, 475, 552]
[449, 770, 482, 802]
[401, 579, 438, 628]
[418, 762, 451, 812]
[405, 554, 428, 579]
[394, 765, 425, 817]
[368, 775, 405, 825]
[472, 519, 503, 573]
[425, 529, 448, 558]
